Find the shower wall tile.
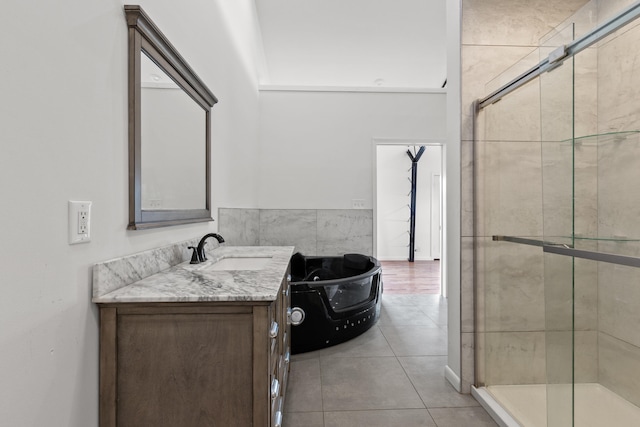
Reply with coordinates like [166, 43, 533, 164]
[462, 0, 596, 395]
[461, 332, 475, 393]
[462, 0, 591, 46]
[546, 331, 598, 384]
[259, 209, 317, 255]
[544, 253, 598, 332]
[597, 135, 640, 242]
[541, 139, 598, 240]
[539, 65, 574, 142]
[541, 141, 576, 239]
[461, 141, 474, 238]
[598, 22, 640, 133]
[570, 257, 598, 331]
[575, 331, 599, 382]
[599, 332, 640, 408]
[461, 237, 475, 333]
[484, 80, 541, 143]
[485, 331, 547, 385]
[475, 332, 486, 385]
[218, 208, 259, 246]
[474, 138, 489, 239]
[474, 237, 488, 334]
[483, 141, 543, 237]
[461, 45, 537, 142]
[484, 242, 545, 332]
[573, 141, 599, 238]
[573, 47, 599, 138]
[598, 0, 640, 34]
[316, 210, 373, 256]
[598, 261, 640, 348]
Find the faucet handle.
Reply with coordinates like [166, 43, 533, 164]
[187, 246, 200, 264]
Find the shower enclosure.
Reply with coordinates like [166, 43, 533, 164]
[473, 1, 640, 425]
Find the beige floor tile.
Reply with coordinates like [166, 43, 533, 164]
[378, 304, 442, 327]
[324, 409, 436, 427]
[284, 358, 323, 413]
[380, 325, 448, 356]
[321, 356, 424, 411]
[428, 407, 499, 427]
[381, 294, 424, 306]
[292, 326, 394, 360]
[284, 291, 498, 425]
[419, 305, 448, 328]
[412, 294, 447, 307]
[282, 411, 324, 427]
[399, 356, 480, 408]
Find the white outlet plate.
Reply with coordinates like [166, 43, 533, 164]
[352, 199, 366, 209]
[69, 200, 91, 244]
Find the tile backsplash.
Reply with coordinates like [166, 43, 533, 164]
[219, 208, 373, 256]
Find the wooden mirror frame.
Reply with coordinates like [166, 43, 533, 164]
[125, 5, 218, 230]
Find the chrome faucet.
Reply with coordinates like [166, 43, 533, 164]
[196, 233, 225, 262]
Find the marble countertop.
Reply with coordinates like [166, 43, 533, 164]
[92, 246, 295, 304]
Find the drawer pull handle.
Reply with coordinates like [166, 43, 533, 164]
[269, 322, 279, 338]
[274, 411, 283, 427]
[271, 378, 280, 398]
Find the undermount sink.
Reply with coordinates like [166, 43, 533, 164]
[207, 256, 272, 271]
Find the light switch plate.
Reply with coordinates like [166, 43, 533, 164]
[69, 200, 91, 244]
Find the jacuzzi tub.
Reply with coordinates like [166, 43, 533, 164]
[289, 252, 383, 354]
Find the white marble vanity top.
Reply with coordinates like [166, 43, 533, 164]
[92, 246, 295, 303]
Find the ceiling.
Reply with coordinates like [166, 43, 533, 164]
[254, 0, 447, 88]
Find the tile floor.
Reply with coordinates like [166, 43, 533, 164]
[283, 293, 499, 426]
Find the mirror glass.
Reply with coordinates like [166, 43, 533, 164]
[140, 52, 206, 210]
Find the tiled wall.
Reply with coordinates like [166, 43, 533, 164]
[468, 0, 640, 407]
[218, 208, 374, 256]
[595, 8, 640, 406]
[462, 0, 592, 391]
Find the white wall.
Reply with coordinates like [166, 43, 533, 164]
[446, 0, 463, 391]
[376, 144, 442, 261]
[257, 89, 446, 209]
[0, 1, 262, 425]
[255, 0, 447, 87]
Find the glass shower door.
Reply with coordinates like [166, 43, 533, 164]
[539, 22, 577, 427]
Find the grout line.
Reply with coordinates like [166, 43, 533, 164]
[318, 355, 326, 416]
[397, 355, 428, 410]
[377, 324, 400, 359]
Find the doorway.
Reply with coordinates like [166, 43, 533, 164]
[373, 139, 444, 294]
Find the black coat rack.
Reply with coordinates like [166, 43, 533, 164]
[406, 146, 425, 262]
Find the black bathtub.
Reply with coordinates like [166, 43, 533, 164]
[289, 252, 383, 354]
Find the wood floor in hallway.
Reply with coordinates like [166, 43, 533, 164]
[380, 260, 441, 294]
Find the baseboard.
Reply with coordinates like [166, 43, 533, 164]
[444, 365, 461, 392]
[471, 386, 522, 427]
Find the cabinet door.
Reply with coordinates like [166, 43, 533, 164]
[117, 312, 253, 427]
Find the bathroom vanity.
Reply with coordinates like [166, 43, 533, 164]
[93, 245, 294, 427]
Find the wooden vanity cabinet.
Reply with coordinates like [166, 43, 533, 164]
[98, 275, 290, 427]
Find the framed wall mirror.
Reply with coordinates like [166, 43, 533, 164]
[125, 5, 218, 230]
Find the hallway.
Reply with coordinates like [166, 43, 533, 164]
[282, 288, 498, 426]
